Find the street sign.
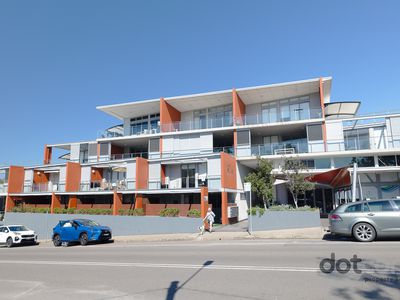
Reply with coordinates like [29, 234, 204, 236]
[244, 182, 251, 192]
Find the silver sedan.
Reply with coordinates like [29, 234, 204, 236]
[329, 199, 400, 242]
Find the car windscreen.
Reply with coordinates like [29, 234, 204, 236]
[76, 220, 100, 227]
[9, 226, 29, 232]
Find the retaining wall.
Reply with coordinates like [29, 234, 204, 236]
[252, 211, 321, 231]
[3, 212, 202, 239]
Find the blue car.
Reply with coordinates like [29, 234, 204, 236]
[52, 219, 112, 246]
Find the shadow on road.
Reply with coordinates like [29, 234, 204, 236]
[166, 260, 214, 300]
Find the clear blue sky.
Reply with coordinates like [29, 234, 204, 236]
[1, 0, 400, 166]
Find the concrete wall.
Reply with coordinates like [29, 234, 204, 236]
[252, 211, 321, 231]
[3, 212, 202, 239]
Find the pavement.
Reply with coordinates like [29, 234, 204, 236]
[1, 238, 400, 299]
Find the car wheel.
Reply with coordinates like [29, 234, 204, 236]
[80, 233, 88, 246]
[53, 234, 61, 247]
[353, 222, 376, 242]
[6, 237, 13, 248]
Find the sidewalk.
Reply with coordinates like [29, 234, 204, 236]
[112, 226, 325, 243]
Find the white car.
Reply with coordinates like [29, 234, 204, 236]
[0, 225, 38, 248]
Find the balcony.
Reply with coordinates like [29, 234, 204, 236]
[110, 152, 148, 160]
[161, 116, 233, 133]
[250, 138, 308, 156]
[80, 179, 130, 192]
[238, 108, 323, 126]
[23, 182, 59, 193]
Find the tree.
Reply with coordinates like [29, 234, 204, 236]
[281, 157, 315, 208]
[244, 157, 274, 208]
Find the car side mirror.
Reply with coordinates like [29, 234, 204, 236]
[4, 229, 9, 233]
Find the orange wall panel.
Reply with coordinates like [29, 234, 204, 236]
[44, 145, 52, 164]
[136, 157, 149, 189]
[7, 166, 25, 193]
[65, 162, 81, 192]
[91, 168, 103, 182]
[232, 89, 246, 125]
[33, 170, 49, 184]
[220, 153, 237, 189]
[160, 97, 181, 131]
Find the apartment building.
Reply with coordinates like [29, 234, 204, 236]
[1, 77, 400, 223]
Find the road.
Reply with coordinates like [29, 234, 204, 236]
[1, 239, 399, 300]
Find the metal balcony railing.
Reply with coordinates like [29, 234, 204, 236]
[110, 152, 148, 160]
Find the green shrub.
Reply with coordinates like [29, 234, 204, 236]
[11, 206, 50, 213]
[74, 208, 112, 215]
[187, 209, 201, 218]
[159, 208, 180, 217]
[247, 206, 265, 217]
[119, 208, 144, 216]
[268, 205, 317, 211]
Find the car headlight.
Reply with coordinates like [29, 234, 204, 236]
[15, 233, 21, 236]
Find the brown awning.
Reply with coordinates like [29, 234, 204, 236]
[306, 167, 351, 189]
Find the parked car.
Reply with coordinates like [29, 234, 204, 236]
[0, 225, 38, 248]
[329, 199, 400, 242]
[52, 219, 112, 246]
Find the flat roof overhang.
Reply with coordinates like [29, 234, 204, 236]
[96, 77, 332, 120]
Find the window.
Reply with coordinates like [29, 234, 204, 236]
[307, 124, 323, 141]
[344, 129, 370, 150]
[99, 143, 109, 156]
[261, 102, 278, 123]
[149, 139, 160, 153]
[130, 114, 160, 135]
[237, 130, 250, 145]
[393, 200, 400, 209]
[315, 159, 331, 169]
[345, 204, 362, 213]
[334, 157, 374, 168]
[0, 227, 5, 233]
[365, 201, 394, 212]
[378, 156, 397, 167]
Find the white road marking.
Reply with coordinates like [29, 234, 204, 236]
[0, 260, 399, 275]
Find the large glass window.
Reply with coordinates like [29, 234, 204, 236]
[334, 156, 374, 168]
[261, 102, 278, 123]
[344, 129, 370, 150]
[130, 114, 160, 135]
[280, 100, 290, 122]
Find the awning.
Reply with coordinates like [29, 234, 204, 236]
[306, 167, 351, 189]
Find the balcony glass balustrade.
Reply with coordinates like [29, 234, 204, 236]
[80, 179, 128, 192]
[250, 138, 308, 156]
[161, 116, 233, 133]
[238, 108, 322, 126]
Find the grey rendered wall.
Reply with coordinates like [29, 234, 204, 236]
[252, 211, 321, 231]
[3, 213, 202, 240]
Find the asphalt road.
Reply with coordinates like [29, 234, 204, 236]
[1, 239, 400, 300]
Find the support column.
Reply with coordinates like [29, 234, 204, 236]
[113, 191, 123, 215]
[135, 194, 143, 210]
[51, 193, 61, 213]
[221, 191, 228, 225]
[68, 196, 78, 209]
[5, 195, 15, 212]
[200, 187, 209, 219]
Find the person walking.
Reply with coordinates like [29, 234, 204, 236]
[203, 207, 216, 233]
